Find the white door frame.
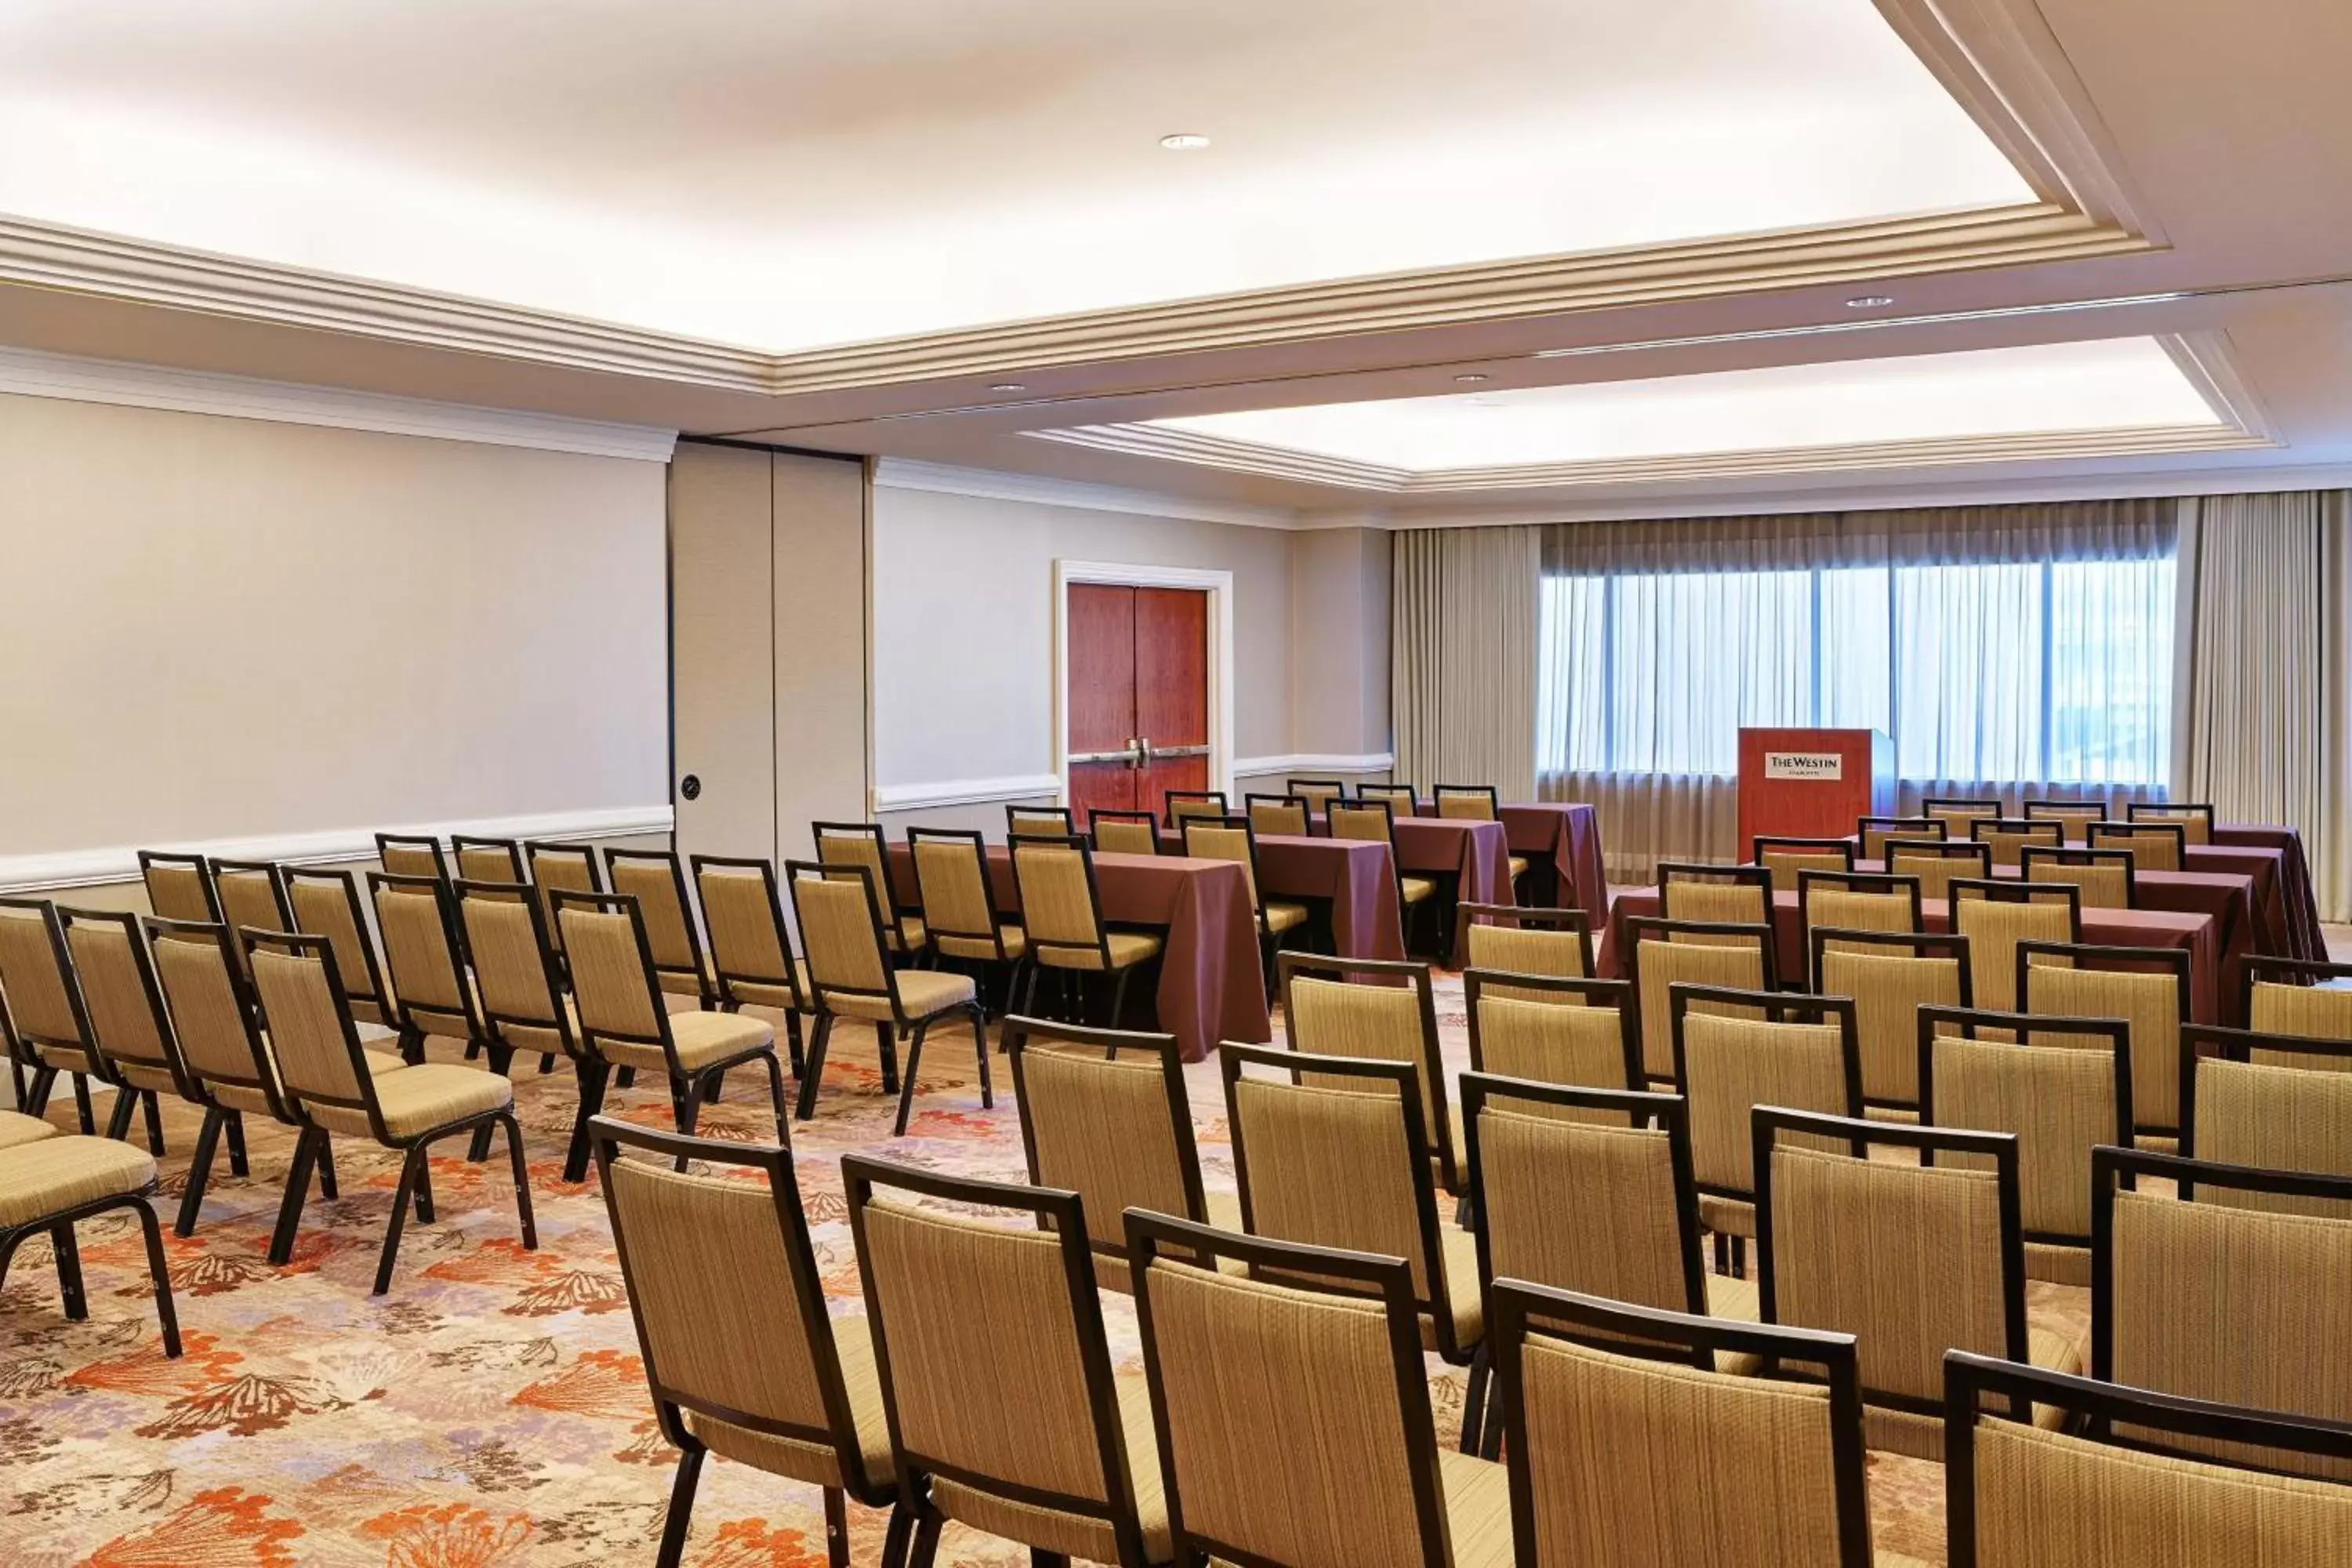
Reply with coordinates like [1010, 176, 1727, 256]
[1051, 560, 1236, 808]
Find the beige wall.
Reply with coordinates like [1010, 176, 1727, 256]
[0, 393, 670, 878]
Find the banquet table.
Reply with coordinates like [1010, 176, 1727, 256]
[1156, 830, 1408, 962]
[1391, 818, 1517, 965]
[1496, 804, 1609, 914]
[881, 844, 1272, 1062]
[2210, 826, 2326, 960]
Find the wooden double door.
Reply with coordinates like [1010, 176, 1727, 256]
[1066, 583, 1210, 827]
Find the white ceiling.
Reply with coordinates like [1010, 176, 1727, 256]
[0, 0, 2028, 350]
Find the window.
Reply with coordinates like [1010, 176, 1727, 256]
[1538, 554, 2175, 787]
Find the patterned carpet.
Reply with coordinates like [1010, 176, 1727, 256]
[0, 975, 2083, 1566]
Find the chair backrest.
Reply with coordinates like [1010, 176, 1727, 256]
[1465, 971, 1639, 1097]
[1888, 841, 1991, 903]
[591, 1116, 880, 1494]
[1243, 793, 1309, 837]
[2088, 820, 2185, 873]
[2021, 846, 2135, 909]
[1670, 989, 1863, 1208]
[1329, 797, 1399, 845]
[137, 850, 221, 924]
[1969, 818, 2063, 868]
[143, 917, 280, 1113]
[1181, 818, 1271, 919]
[1809, 928, 1971, 1112]
[1797, 869, 1922, 946]
[452, 834, 528, 887]
[1460, 905, 1592, 989]
[2020, 941, 2191, 1138]
[278, 868, 390, 1022]
[691, 855, 803, 1012]
[2244, 956, 2352, 1044]
[1006, 804, 1075, 838]
[2182, 1025, 2352, 1213]
[554, 891, 678, 1062]
[1494, 1282, 1875, 1568]
[1755, 1108, 2025, 1456]
[1003, 1017, 1207, 1287]
[59, 907, 185, 1093]
[210, 859, 292, 947]
[1278, 953, 1452, 1179]
[1164, 790, 1229, 827]
[1287, 778, 1346, 814]
[1463, 1075, 1706, 1319]
[241, 930, 376, 1130]
[813, 822, 916, 949]
[1626, 917, 1775, 1082]
[1919, 1004, 2132, 1265]
[783, 861, 898, 1013]
[1942, 1352, 2352, 1568]
[1007, 837, 1113, 966]
[846, 1156, 1154, 1568]
[1925, 798, 2004, 837]
[1858, 816, 1947, 860]
[2092, 1145, 2352, 1479]
[2127, 800, 2215, 846]
[1433, 783, 1500, 821]
[368, 872, 482, 1043]
[1950, 879, 2081, 1012]
[1127, 1212, 1460, 1568]
[605, 848, 710, 1000]
[1357, 783, 1420, 817]
[1087, 809, 1161, 856]
[456, 880, 576, 1061]
[908, 828, 1007, 958]
[1753, 837, 1854, 889]
[0, 898, 93, 1060]
[373, 833, 449, 885]
[2022, 800, 2109, 844]
[1658, 862, 1771, 927]
[525, 840, 604, 954]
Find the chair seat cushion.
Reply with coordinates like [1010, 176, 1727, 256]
[1262, 902, 1310, 935]
[1698, 1191, 1757, 1240]
[206, 1048, 405, 1119]
[935, 927, 1026, 962]
[726, 960, 815, 1014]
[1036, 931, 1164, 972]
[1507, 856, 1530, 879]
[1865, 1323, 2082, 1460]
[1439, 1450, 1515, 1568]
[0, 1135, 155, 1228]
[305, 1062, 514, 1142]
[691, 1312, 895, 1495]
[604, 1010, 776, 1073]
[1420, 1225, 1485, 1353]
[884, 916, 927, 953]
[824, 969, 978, 1023]
[25, 1042, 100, 1076]
[1401, 876, 1439, 904]
[0, 1109, 60, 1152]
[112, 1062, 180, 1095]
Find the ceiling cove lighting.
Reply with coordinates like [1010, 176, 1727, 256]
[1531, 292, 2194, 359]
[1454, 373, 1490, 383]
[1846, 294, 1896, 307]
[1158, 133, 1211, 151]
[988, 382, 1028, 392]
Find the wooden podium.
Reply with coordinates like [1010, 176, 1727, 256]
[1736, 728, 1896, 853]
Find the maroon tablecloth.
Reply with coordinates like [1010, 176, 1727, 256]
[2212, 826, 2325, 960]
[1393, 818, 1517, 965]
[1152, 830, 1406, 963]
[1595, 885, 2224, 1025]
[2184, 845, 2290, 960]
[883, 844, 1272, 1061]
[1498, 803, 1607, 914]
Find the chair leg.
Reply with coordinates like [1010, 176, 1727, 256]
[317, 1136, 339, 1202]
[1109, 966, 1134, 1030]
[759, 1050, 790, 1149]
[672, 1078, 703, 1171]
[1480, 1385, 1507, 1460]
[783, 1011, 806, 1077]
[795, 1014, 835, 1120]
[705, 1067, 724, 1105]
[71, 1073, 96, 1134]
[104, 1084, 139, 1142]
[225, 1110, 250, 1177]
[24, 1066, 56, 1116]
[6, 1054, 24, 1109]
[824, 1488, 850, 1568]
[1712, 1232, 1731, 1275]
[400, 1029, 426, 1066]
[909, 1512, 944, 1568]
[466, 1119, 495, 1163]
[51, 1221, 87, 1319]
[374, 1145, 428, 1294]
[1020, 960, 1041, 1019]
[142, 1091, 166, 1156]
[1030, 1553, 1069, 1568]
[893, 1020, 931, 1137]
[131, 1198, 183, 1359]
[539, 1051, 556, 1075]
[1460, 1341, 1492, 1455]
[412, 1153, 436, 1225]
[617, 1065, 637, 1089]
[268, 1127, 321, 1265]
[654, 1443, 706, 1568]
[500, 1114, 538, 1252]
[876, 1022, 900, 1096]
[970, 1007, 993, 1110]
[880, 1504, 914, 1568]
[564, 1060, 612, 1184]
[176, 1108, 224, 1237]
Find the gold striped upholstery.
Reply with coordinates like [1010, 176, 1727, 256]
[1760, 850, 1850, 887]
[213, 870, 285, 938]
[460, 896, 569, 1061]
[0, 906, 83, 1053]
[793, 875, 891, 997]
[912, 839, 1002, 950]
[528, 849, 597, 952]
[2089, 826, 2183, 873]
[456, 844, 520, 884]
[1663, 880, 1767, 927]
[1861, 823, 1944, 860]
[1287, 976, 1444, 1153]
[1820, 948, 1962, 1109]
[2026, 964, 2183, 1131]
[148, 932, 267, 1102]
[2197, 1059, 2352, 1218]
[1889, 848, 1980, 905]
[1011, 843, 1111, 964]
[2026, 857, 2132, 909]
[142, 862, 215, 923]
[1473, 995, 1631, 1098]
[560, 907, 666, 1040]
[1465, 925, 1587, 989]
[1168, 797, 1227, 826]
[1928, 804, 2002, 835]
[377, 844, 443, 882]
[1248, 801, 1308, 837]
[1633, 939, 1765, 1081]
[1020, 1047, 1196, 1263]
[0, 1109, 56, 1151]
[1329, 804, 1395, 844]
[816, 832, 913, 951]
[283, 876, 381, 1013]
[1679, 1013, 1849, 1209]
[2249, 982, 2352, 1054]
[608, 858, 701, 976]
[63, 920, 176, 1087]
[0, 1135, 156, 1229]
[1436, 791, 1497, 820]
[1482, 1110, 1685, 1309]
[1953, 897, 2074, 1013]
[2024, 804, 2107, 844]
[1183, 826, 1262, 906]
[1289, 782, 1345, 813]
[245, 946, 367, 1108]
[373, 881, 473, 1036]
[304, 1060, 510, 1140]
[1975, 824, 2061, 869]
[2132, 808, 2213, 846]
[1007, 808, 1073, 836]
[1932, 1034, 2118, 1278]
[696, 865, 799, 1003]
[1806, 887, 1918, 938]
[1091, 819, 1159, 856]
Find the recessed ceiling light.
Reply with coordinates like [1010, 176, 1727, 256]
[1158, 132, 1211, 151]
[1454, 374, 1490, 383]
[988, 383, 1027, 393]
[1846, 295, 1895, 309]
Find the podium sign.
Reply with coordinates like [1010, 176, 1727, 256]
[1737, 728, 1895, 851]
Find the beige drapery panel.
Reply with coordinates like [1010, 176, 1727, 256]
[1390, 526, 1539, 800]
[2178, 490, 2352, 919]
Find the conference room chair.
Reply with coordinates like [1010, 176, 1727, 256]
[0, 1108, 55, 1151]
[2020, 940, 2192, 1149]
[2020, 845, 2136, 909]
[1658, 861, 1772, 927]
[136, 849, 221, 924]
[1969, 817, 2063, 868]
[524, 839, 604, 975]
[1858, 815, 1947, 861]
[1752, 1108, 2076, 1461]
[1087, 808, 1161, 856]
[1163, 789, 1228, 828]
[1888, 840, 1991, 904]
[1358, 782, 1421, 817]
[2127, 799, 2217, 846]
[1185, 817, 1308, 993]
[1950, 878, 2081, 1013]
[373, 832, 450, 885]
[1796, 869, 1924, 947]
[57, 908, 184, 1153]
[2244, 953, 2352, 1043]
[2021, 799, 2110, 845]
[456, 879, 592, 1169]
[906, 827, 1028, 1017]
[0, 1128, 181, 1359]
[813, 822, 925, 957]
[2090, 1145, 2352, 1477]
[1625, 916, 1777, 1085]
[241, 927, 531, 1294]
[1807, 927, 1971, 1119]
[2179, 1024, 2352, 1203]
[210, 857, 293, 948]
[2087, 818, 2187, 873]
[782, 863, 985, 1131]
[691, 855, 815, 1072]
[1941, 1350, 2352, 1568]
[1924, 797, 2004, 836]
[452, 834, 528, 891]
[1329, 797, 1441, 955]
[1126, 1210, 1512, 1568]
[1491, 1283, 1902, 1568]
[844, 1156, 1169, 1568]
[1752, 835, 1854, 890]
[607, 848, 717, 1005]
[592, 1117, 901, 1568]
[0, 898, 102, 1133]
[1006, 803, 1075, 838]
[278, 867, 397, 1029]
[1436, 784, 1530, 886]
[1463, 971, 1639, 1091]
[557, 888, 793, 1146]
[369, 872, 492, 1067]
[1918, 1003, 2132, 1285]
[1286, 777, 1345, 815]
[1007, 836, 1162, 1030]
[1668, 987, 1863, 1270]
[1278, 951, 1461, 1194]
[1001, 1016, 1238, 1292]
[1459, 904, 1592, 987]
[1243, 791, 1308, 837]
[1221, 1043, 1485, 1375]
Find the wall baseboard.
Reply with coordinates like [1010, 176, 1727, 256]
[872, 774, 1063, 813]
[1232, 753, 1396, 777]
[0, 804, 675, 894]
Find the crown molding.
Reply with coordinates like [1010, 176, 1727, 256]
[872, 458, 1298, 529]
[0, 804, 673, 895]
[0, 343, 678, 461]
[870, 774, 1063, 813]
[1233, 753, 1396, 777]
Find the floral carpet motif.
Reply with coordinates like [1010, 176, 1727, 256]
[0, 974, 2082, 1565]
